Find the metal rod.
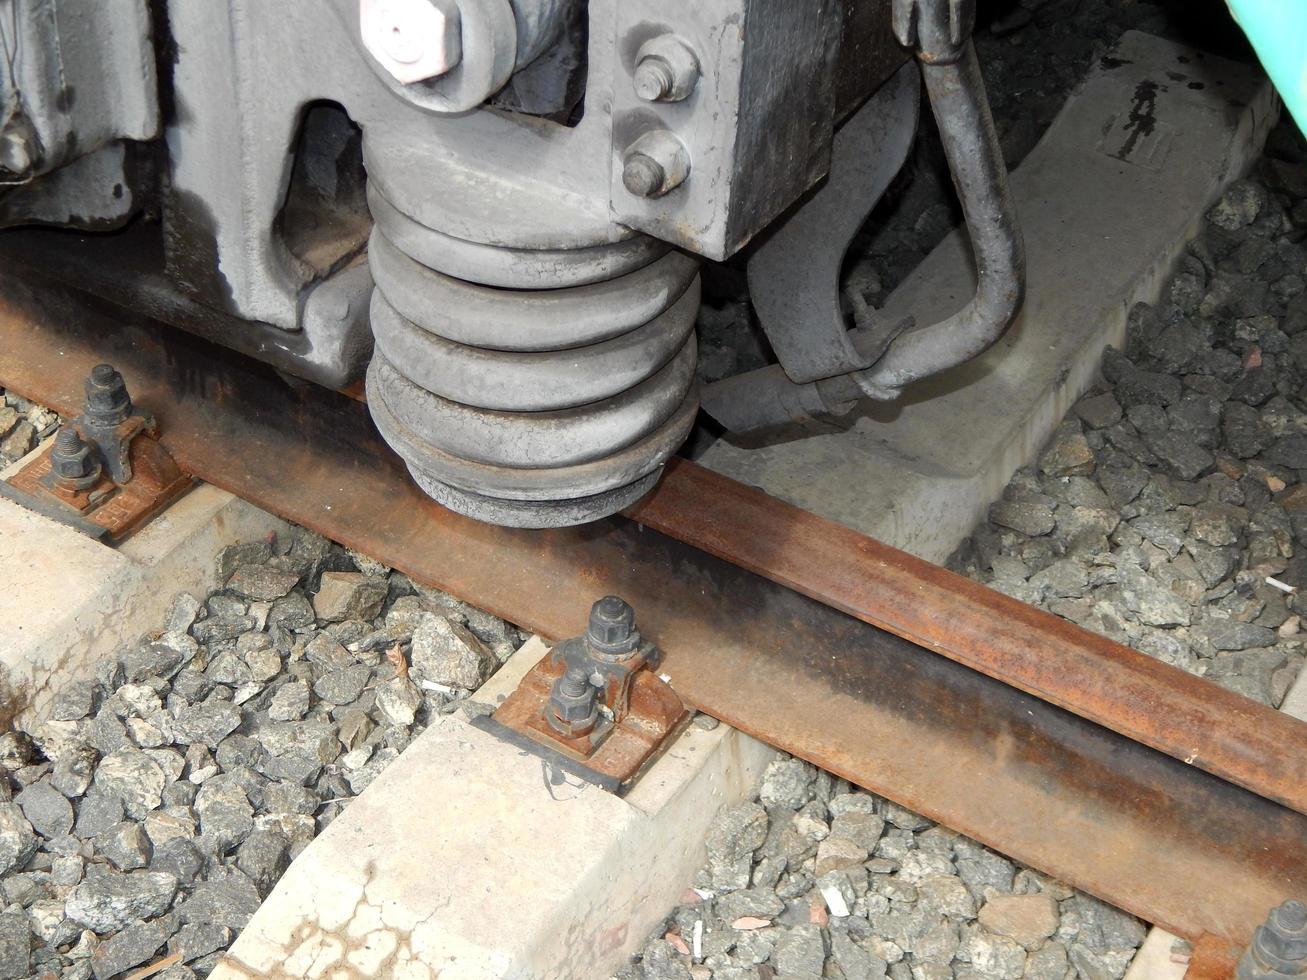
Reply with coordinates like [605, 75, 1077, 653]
[854, 40, 1025, 396]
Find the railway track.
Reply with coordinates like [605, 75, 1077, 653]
[3, 273, 1305, 969]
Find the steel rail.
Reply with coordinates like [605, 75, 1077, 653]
[629, 463, 1307, 818]
[1, 275, 1305, 946]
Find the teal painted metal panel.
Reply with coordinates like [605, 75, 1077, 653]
[1227, 0, 1307, 132]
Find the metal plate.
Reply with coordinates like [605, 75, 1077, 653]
[488, 654, 689, 789]
[7, 434, 191, 541]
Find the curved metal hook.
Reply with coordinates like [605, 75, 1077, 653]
[702, 0, 1024, 432]
[851, 32, 1025, 401]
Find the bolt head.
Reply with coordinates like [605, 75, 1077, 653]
[622, 153, 665, 198]
[49, 428, 98, 483]
[620, 130, 690, 200]
[588, 595, 639, 654]
[632, 34, 700, 102]
[50, 429, 92, 479]
[548, 679, 599, 737]
[633, 56, 675, 102]
[1261, 901, 1307, 962]
[84, 364, 131, 423]
[360, 0, 462, 85]
[1278, 902, 1307, 933]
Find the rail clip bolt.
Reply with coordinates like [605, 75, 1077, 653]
[1240, 900, 1307, 980]
[587, 595, 640, 657]
[49, 428, 101, 489]
[84, 363, 132, 425]
[547, 662, 600, 738]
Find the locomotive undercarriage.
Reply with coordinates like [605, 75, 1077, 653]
[0, 0, 1021, 526]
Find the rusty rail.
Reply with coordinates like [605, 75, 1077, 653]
[1, 274, 1305, 947]
[630, 462, 1307, 818]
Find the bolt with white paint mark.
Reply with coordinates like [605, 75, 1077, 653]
[359, 0, 463, 85]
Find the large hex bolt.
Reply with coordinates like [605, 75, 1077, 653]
[359, 0, 463, 84]
[547, 661, 600, 738]
[587, 595, 641, 658]
[84, 364, 133, 426]
[633, 35, 700, 103]
[621, 130, 691, 199]
[80, 363, 138, 484]
[49, 428, 101, 490]
[1240, 900, 1307, 980]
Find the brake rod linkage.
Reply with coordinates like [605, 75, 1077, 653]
[702, 0, 1026, 433]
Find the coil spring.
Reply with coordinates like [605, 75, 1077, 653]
[364, 184, 701, 528]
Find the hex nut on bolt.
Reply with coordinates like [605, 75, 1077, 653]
[587, 595, 641, 657]
[360, 0, 463, 84]
[622, 130, 691, 199]
[49, 428, 101, 489]
[84, 364, 132, 426]
[548, 662, 600, 737]
[633, 34, 700, 102]
[1239, 900, 1307, 980]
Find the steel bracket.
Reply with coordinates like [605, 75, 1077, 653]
[479, 597, 690, 791]
[3, 365, 191, 541]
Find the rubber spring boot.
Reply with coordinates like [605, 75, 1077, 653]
[364, 184, 700, 528]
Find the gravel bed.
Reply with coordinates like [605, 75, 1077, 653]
[0, 388, 60, 468]
[952, 127, 1307, 708]
[0, 526, 527, 979]
[621, 755, 1150, 980]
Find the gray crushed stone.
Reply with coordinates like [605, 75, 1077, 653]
[0, 525, 526, 978]
[624, 754, 1149, 980]
[952, 137, 1307, 711]
[0, 389, 59, 468]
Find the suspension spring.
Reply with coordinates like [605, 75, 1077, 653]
[364, 183, 701, 528]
